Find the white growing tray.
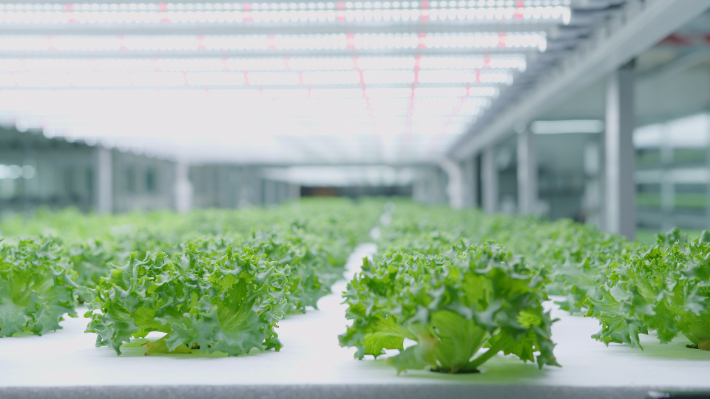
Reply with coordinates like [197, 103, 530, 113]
[1, 244, 709, 399]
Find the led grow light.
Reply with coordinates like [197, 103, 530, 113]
[0, 55, 526, 72]
[0, 32, 546, 52]
[530, 119, 604, 134]
[0, 69, 512, 88]
[0, 90, 484, 130]
[0, 3, 570, 25]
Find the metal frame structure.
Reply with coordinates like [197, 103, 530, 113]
[444, 0, 710, 237]
[449, 0, 710, 160]
[0, 0, 648, 167]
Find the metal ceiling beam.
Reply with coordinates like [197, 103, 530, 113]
[638, 48, 710, 82]
[448, 0, 710, 161]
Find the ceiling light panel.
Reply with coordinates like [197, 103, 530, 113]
[0, 70, 512, 88]
[0, 32, 546, 53]
[0, 89, 486, 132]
[0, 55, 526, 72]
[0, 0, 565, 163]
[0, 3, 570, 26]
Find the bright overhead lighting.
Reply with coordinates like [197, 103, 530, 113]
[0, 32, 546, 53]
[0, 55, 526, 72]
[0, 0, 556, 163]
[261, 166, 417, 187]
[0, 3, 570, 25]
[0, 69, 512, 88]
[530, 119, 604, 134]
[0, 89, 485, 140]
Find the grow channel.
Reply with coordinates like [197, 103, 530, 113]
[0, 243, 709, 399]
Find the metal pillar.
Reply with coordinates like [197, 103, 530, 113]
[482, 146, 498, 213]
[461, 156, 478, 208]
[174, 161, 193, 213]
[605, 61, 636, 239]
[583, 142, 604, 229]
[517, 126, 538, 215]
[439, 159, 464, 209]
[433, 167, 447, 204]
[94, 147, 113, 213]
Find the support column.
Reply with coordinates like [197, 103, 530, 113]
[439, 159, 464, 209]
[482, 146, 498, 213]
[461, 156, 478, 208]
[517, 126, 538, 215]
[435, 167, 447, 204]
[94, 147, 113, 214]
[583, 142, 603, 229]
[605, 60, 636, 239]
[174, 161, 193, 213]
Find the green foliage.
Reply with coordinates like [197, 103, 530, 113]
[0, 198, 383, 344]
[11, 197, 705, 357]
[370, 202, 710, 353]
[377, 201, 637, 315]
[339, 241, 558, 373]
[85, 242, 289, 356]
[0, 237, 78, 337]
[356, 203, 710, 354]
[586, 229, 710, 349]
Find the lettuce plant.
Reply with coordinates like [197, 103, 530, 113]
[187, 231, 346, 315]
[586, 230, 710, 350]
[0, 237, 78, 337]
[339, 242, 559, 373]
[378, 202, 638, 315]
[85, 243, 289, 355]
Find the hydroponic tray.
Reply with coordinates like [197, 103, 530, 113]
[1, 244, 709, 399]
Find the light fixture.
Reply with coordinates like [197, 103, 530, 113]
[0, 33, 545, 52]
[0, 4, 570, 25]
[0, 54, 526, 73]
[0, 69, 513, 88]
[530, 119, 604, 134]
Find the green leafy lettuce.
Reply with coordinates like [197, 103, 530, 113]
[84, 242, 289, 355]
[586, 229, 710, 350]
[376, 201, 638, 315]
[0, 237, 78, 337]
[339, 241, 559, 373]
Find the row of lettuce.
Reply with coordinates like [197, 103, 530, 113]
[0, 199, 381, 355]
[339, 202, 710, 373]
[1, 199, 708, 372]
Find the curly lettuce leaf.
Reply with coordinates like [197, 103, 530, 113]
[0, 237, 78, 337]
[85, 243, 288, 356]
[340, 242, 559, 373]
[586, 231, 710, 349]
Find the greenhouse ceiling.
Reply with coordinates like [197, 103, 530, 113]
[0, 0, 629, 164]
